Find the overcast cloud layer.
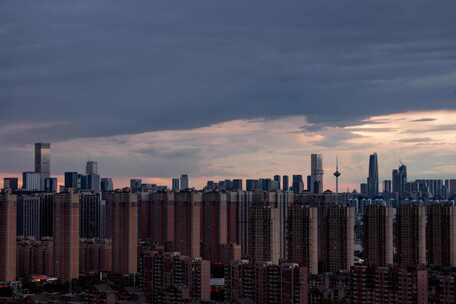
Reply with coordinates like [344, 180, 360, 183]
[1, 0, 456, 188]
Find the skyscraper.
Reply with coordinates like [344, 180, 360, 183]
[247, 206, 280, 264]
[180, 174, 189, 190]
[232, 179, 243, 191]
[130, 179, 142, 193]
[34, 143, 51, 177]
[139, 192, 175, 247]
[17, 194, 41, 240]
[100, 177, 113, 192]
[85, 161, 98, 175]
[0, 193, 17, 281]
[393, 163, 407, 196]
[318, 205, 355, 272]
[311, 154, 324, 193]
[172, 178, 180, 191]
[109, 191, 138, 275]
[282, 175, 289, 191]
[64, 172, 80, 190]
[80, 193, 103, 239]
[383, 180, 392, 193]
[44, 177, 57, 192]
[174, 192, 201, 257]
[273, 175, 281, 190]
[39, 193, 54, 238]
[3, 177, 18, 192]
[201, 192, 228, 263]
[397, 203, 426, 267]
[246, 179, 258, 191]
[84, 161, 101, 192]
[53, 191, 80, 281]
[22, 172, 41, 192]
[292, 175, 304, 193]
[363, 204, 394, 266]
[367, 153, 379, 196]
[287, 205, 318, 274]
[426, 203, 456, 267]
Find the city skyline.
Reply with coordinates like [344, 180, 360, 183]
[3, 1, 456, 302]
[3, 111, 456, 191]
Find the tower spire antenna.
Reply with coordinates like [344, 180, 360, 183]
[333, 157, 341, 195]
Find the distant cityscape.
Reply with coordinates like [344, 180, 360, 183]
[1, 143, 456, 303]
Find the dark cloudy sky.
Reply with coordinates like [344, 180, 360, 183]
[2, 0, 456, 189]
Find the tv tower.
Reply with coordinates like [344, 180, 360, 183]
[333, 157, 341, 194]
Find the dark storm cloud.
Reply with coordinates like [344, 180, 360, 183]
[1, 0, 456, 144]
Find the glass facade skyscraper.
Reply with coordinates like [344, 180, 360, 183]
[367, 153, 379, 196]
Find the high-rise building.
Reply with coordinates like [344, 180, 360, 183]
[100, 177, 113, 192]
[246, 179, 258, 191]
[292, 175, 304, 193]
[86, 161, 98, 175]
[446, 179, 456, 198]
[363, 204, 394, 266]
[143, 249, 210, 304]
[397, 203, 426, 267]
[3, 177, 18, 192]
[17, 238, 54, 278]
[35, 143, 50, 190]
[130, 179, 142, 193]
[180, 174, 189, 190]
[428, 269, 456, 303]
[426, 203, 456, 267]
[0, 193, 17, 281]
[247, 206, 280, 264]
[80, 193, 104, 239]
[139, 192, 175, 247]
[44, 177, 57, 192]
[84, 173, 100, 193]
[273, 175, 281, 190]
[367, 153, 379, 196]
[283, 175, 289, 191]
[393, 164, 407, 196]
[258, 178, 273, 191]
[171, 178, 180, 191]
[232, 179, 243, 191]
[383, 180, 392, 193]
[226, 191, 241, 245]
[311, 153, 324, 193]
[17, 194, 41, 240]
[108, 191, 138, 275]
[287, 205, 318, 274]
[360, 183, 368, 195]
[174, 192, 201, 257]
[39, 193, 54, 238]
[225, 260, 308, 304]
[22, 172, 41, 192]
[79, 238, 112, 274]
[53, 191, 80, 281]
[201, 192, 227, 263]
[64, 172, 80, 190]
[318, 205, 355, 272]
[306, 175, 312, 192]
[350, 265, 428, 304]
